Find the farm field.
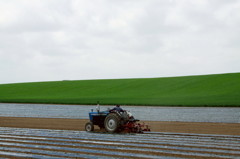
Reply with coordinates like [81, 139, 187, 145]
[0, 127, 239, 159]
[0, 105, 239, 158]
[1, 103, 239, 123]
[0, 73, 240, 106]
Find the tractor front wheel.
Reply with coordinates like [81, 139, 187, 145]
[85, 122, 94, 132]
[104, 113, 121, 133]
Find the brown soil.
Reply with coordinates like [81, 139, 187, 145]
[0, 117, 239, 135]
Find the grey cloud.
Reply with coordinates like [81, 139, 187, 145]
[0, 0, 239, 84]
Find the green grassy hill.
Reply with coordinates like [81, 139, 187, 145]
[0, 73, 240, 106]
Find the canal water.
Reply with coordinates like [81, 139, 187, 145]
[0, 103, 239, 123]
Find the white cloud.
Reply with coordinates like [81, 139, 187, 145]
[0, 0, 239, 84]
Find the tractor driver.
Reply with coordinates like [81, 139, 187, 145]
[110, 104, 124, 113]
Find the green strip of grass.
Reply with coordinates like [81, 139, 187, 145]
[0, 73, 240, 106]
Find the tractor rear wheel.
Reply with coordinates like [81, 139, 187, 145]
[104, 113, 121, 133]
[85, 122, 94, 132]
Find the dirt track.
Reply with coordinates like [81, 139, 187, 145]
[0, 117, 239, 135]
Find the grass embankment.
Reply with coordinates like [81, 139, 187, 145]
[0, 73, 240, 106]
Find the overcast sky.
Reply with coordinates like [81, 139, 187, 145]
[0, 0, 239, 84]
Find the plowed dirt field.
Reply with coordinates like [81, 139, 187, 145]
[0, 127, 240, 158]
[0, 117, 239, 158]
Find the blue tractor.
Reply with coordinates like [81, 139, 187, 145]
[85, 105, 150, 133]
